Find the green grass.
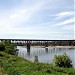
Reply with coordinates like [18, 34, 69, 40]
[0, 52, 75, 75]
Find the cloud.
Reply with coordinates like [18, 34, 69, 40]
[54, 11, 74, 19]
[0, 0, 45, 34]
[0, 0, 74, 40]
[13, 1, 45, 23]
[56, 11, 74, 17]
[55, 18, 74, 26]
[62, 25, 74, 31]
[10, 14, 19, 19]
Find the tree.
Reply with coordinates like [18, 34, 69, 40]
[0, 42, 5, 51]
[53, 53, 72, 68]
[0, 41, 18, 55]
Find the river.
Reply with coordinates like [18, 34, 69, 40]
[17, 46, 75, 68]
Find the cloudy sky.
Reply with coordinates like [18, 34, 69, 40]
[0, 0, 74, 40]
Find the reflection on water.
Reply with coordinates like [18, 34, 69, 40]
[17, 46, 75, 68]
[45, 48, 48, 53]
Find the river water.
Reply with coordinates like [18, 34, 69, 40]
[17, 46, 75, 68]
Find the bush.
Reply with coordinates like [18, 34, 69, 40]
[0, 41, 18, 55]
[0, 44, 5, 51]
[5, 46, 17, 55]
[53, 53, 72, 68]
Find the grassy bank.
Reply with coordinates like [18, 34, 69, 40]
[0, 52, 75, 75]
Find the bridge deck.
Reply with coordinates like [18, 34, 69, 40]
[0, 39, 74, 41]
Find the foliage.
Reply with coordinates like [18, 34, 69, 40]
[0, 41, 18, 55]
[0, 41, 75, 75]
[53, 53, 72, 68]
[0, 52, 75, 75]
[0, 43, 5, 51]
[4, 44, 18, 55]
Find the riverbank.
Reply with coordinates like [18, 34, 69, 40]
[0, 52, 75, 75]
[48, 46, 75, 48]
[32, 46, 75, 48]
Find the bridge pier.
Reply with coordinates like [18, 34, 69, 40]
[27, 43, 30, 49]
[27, 42, 30, 55]
[45, 41, 48, 47]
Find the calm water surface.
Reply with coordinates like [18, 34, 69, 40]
[17, 46, 75, 68]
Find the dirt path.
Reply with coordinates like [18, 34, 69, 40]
[0, 67, 8, 75]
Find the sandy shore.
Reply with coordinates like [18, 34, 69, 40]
[48, 46, 75, 48]
[31, 46, 75, 48]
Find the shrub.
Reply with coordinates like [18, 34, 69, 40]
[0, 41, 18, 55]
[0, 44, 5, 51]
[5, 46, 17, 55]
[53, 53, 72, 68]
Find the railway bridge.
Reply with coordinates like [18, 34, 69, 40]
[0, 39, 74, 52]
